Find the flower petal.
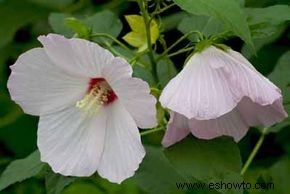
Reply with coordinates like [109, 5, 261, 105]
[162, 112, 190, 148]
[102, 57, 132, 83]
[188, 107, 248, 142]
[160, 46, 284, 120]
[215, 47, 282, 106]
[102, 57, 157, 128]
[160, 47, 236, 120]
[97, 101, 145, 184]
[38, 34, 114, 77]
[237, 97, 288, 127]
[38, 106, 107, 177]
[186, 97, 287, 142]
[8, 48, 88, 115]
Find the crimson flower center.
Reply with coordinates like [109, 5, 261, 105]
[76, 78, 117, 115]
[87, 78, 117, 105]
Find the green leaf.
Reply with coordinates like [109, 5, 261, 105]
[242, 168, 272, 194]
[0, 151, 45, 191]
[157, 59, 177, 88]
[173, 0, 253, 47]
[84, 10, 123, 44]
[134, 146, 187, 194]
[49, 13, 74, 37]
[246, 5, 290, 39]
[123, 15, 159, 52]
[243, 128, 290, 194]
[135, 143, 239, 194]
[267, 51, 290, 132]
[91, 175, 141, 194]
[267, 157, 290, 194]
[241, 25, 285, 58]
[133, 66, 156, 87]
[241, 5, 290, 57]
[246, 5, 290, 27]
[237, 0, 245, 6]
[178, 14, 225, 41]
[49, 11, 122, 44]
[62, 182, 103, 194]
[0, 0, 50, 48]
[65, 18, 90, 39]
[3, 178, 46, 194]
[45, 172, 76, 194]
[165, 137, 243, 194]
[161, 12, 187, 32]
[268, 51, 290, 104]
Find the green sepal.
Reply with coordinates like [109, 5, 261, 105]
[213, 43, 231, 52]
[194, 39, 213, 53]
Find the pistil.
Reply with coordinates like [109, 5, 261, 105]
[76, 78, 117, 116]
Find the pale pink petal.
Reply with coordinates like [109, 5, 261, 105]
[97, 101, 145, 184]
[38, 34, 114, 77]
[101, 57, 133, 83]
[188, 108, 248, 142]
[213, 47, 282, 107]
[226, 48, 257, 70]
[164, 97, 287, 143]
[159, 47, 236, 120]
[7, 48, 88, 115]
[160, 46, 285, 121]
[237, 97, 288, 127]
[188, 97, 287, 142]
[37, 106, 107, 177]
[162, 112, 190, 147]
[102, 57, 157, 128]
[160, 46, 287, 144]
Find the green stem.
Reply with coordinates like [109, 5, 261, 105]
[152, 3, 176, 16]
[103, 41, 129, 60]
[240, 128, 268, 176]
[137, 0, 158, 81]
[141, 126, 165, 136]
[150, 87, 161, 95]
[157, 30, 202, 61]
[90, 33, 133, 56]
[129, 50, 148, 66]
[211, 30, 233, 42]
[167, 46, 195, 58]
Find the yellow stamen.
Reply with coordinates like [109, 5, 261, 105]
[76, 85, 108, 117]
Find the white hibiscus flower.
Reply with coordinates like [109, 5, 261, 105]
[8, 34, 157, 183]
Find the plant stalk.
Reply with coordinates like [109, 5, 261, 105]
[137, 0, 158, 82]
[240, 128, 268, 175]
[141, 126, 165, 136]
